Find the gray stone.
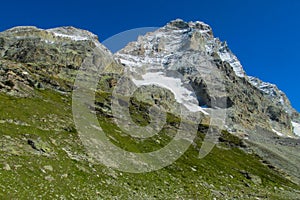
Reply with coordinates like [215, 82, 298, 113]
[3, 163, 11, 171]
[43, 165, 53, 172]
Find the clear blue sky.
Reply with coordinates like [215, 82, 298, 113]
[1, 0, 299, 111]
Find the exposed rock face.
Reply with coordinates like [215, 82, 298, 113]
[0, 22, 297, 137]
[0, 26, 116, 95]
[248, 76, 300, 121]
[1, 26, 96, 66]
[115, 19, 296, 137]
[113, 20, 300, 183]
[0, 21, 298, 138]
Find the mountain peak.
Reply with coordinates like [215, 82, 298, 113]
[114, 20, 300, 138]
[116, 19, 245, 77]
[167, 19, 212, 33]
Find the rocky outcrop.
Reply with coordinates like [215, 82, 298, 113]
[249, 76, 300, 121]
[112, 20, 300, 183]
[115, 19, 296, 137]
[0, 26, 119, 95]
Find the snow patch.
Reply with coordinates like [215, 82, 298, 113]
[272, 129, 284, 137]
[41, 39, 55, 44]
[132, 72, 208, 114]
[248, 77, 278, 96]
[292, 121, 300, 137]
[217, 48, 245, 78]
[248, 76, 295, 116]
[50, 32, 88, 41]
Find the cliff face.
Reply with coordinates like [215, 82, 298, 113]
[0, 26, 116, 96]
[115, 19, 298, 137]
[112, 21, 300, 184]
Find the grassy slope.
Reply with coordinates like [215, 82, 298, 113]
[0, 90, 299, 199]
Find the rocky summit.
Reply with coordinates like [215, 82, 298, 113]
[0, 20, 300, 199]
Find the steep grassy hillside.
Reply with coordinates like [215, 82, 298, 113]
[0, 89, 299, 199]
